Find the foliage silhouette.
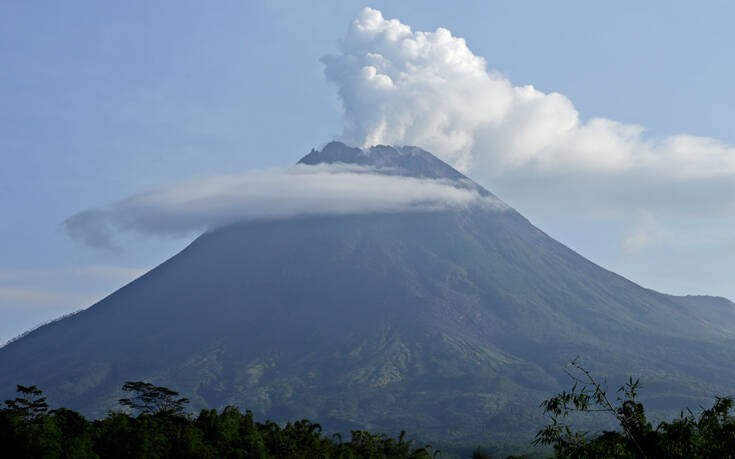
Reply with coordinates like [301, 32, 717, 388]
[535, 359, 735, 458]
[4, 385, 48, 422]
[0, 382, 437, 458]
[4, 372, 735, 457]
[118, 381, 190, 416]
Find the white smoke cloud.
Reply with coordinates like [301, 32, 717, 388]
[64, 164, 499, 249]
[323, 8, 735, 180]
[621, 212, 658, 253]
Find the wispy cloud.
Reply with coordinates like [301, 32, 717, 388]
[0, 265, 148, 310]
[0, 266, 147, 283]
[621, 212, 658, 253]
[64, 164, 499, 248]
[0, 287, 96, 309]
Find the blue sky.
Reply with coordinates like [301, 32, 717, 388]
[2, 0, 735, 344]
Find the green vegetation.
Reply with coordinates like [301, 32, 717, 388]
[0, 382, 435, 458]
[3, 367, 735, 458]
[534, 360, 735, 458]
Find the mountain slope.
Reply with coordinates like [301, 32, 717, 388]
[2, 142, 735, 441]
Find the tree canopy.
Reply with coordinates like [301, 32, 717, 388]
[0, 382, 436, 458]
[118, 381, 190, 416]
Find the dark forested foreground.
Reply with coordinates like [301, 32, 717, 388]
[3, 373, 735, 458]
[0, 383, 437, 458]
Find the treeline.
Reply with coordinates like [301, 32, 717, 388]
[0, 382, 436, 458]
[5, 369, 735, 458]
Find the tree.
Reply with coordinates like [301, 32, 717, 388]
[534, 359, 735, 458]
[118, 381, 190, 416]
[4, 384, 49, 422]
[534, 358, 650, 456]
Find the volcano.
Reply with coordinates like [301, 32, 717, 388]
[2, 141, 735, 441]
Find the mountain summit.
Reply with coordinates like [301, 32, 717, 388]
[300, 142, 493, 197]
[2, 142, 735, 441]
[301, 142, 468, 180]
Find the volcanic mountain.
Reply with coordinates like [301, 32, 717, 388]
[2, 142, 735, 441]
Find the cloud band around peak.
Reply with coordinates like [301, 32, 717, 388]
[64, 164, 502, 249]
